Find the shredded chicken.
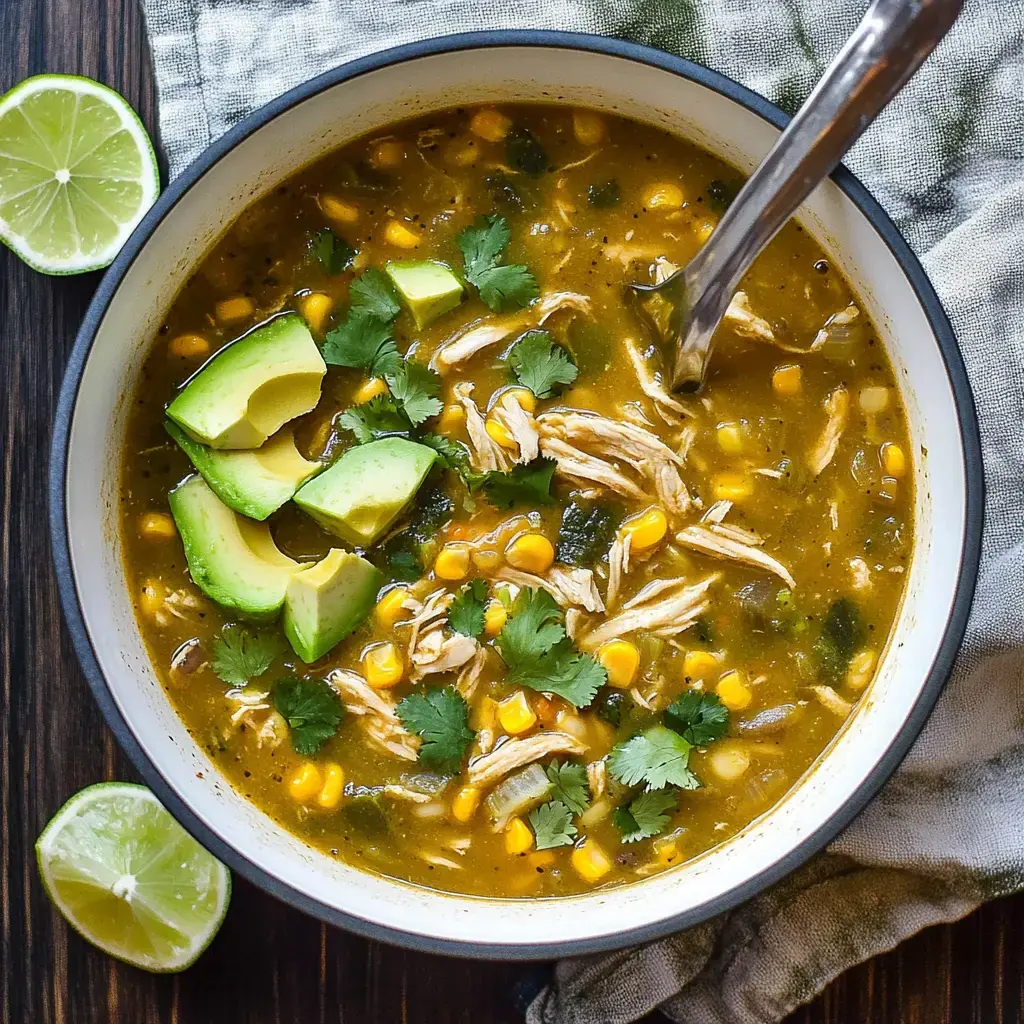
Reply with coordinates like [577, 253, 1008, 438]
[848, 557, 872, 590]
[676, 525, 796, 588]
[622, 336, 690, 425]
[432, 291, 591, 371]
[467, 732, 588, 788]
[494, 565, 605, 613]
[811, 304, 860, 351]
[606, 531, 632, 610]
[539, 437, 647, 501]
[398, 588, 452, 661]
[538, 410, 690, 516]
[327, 669, 420, 761]
[452, 382, 510, 472]
[586, 759, 607, 798]
[810, 685, 853, 718]
[808, 387, 850, 476]
[490, 391, 540, 463]
[411, 630, 479, 679]
[418, 851, 464, 870]
[581, 574, 718, 648]
[256, 711, 287, 750]
[564, 608, 586, 640]
[381, 784, 435, 804]
[456, 645, 490, 701]
[724, 292, 777, 343]
[702, 499, 733, 524]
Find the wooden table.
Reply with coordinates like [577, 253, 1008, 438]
[2, 1, 1019, 1021]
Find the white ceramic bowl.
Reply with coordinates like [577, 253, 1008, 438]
[50, 32, 982, 958]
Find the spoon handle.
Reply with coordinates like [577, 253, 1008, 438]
[674, 0, 962, 389]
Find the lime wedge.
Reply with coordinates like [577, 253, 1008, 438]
[36, 783, 230, 972]
[0, 74, 159, 274]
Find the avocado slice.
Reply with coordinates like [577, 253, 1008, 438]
[166, 421, 323, 521]
[385, 260, 464, 329]
[283, 548, 383, 663]
[168, 475, 310, 621]
[167, 314, 326, 449]
[294, 438, 438, 547]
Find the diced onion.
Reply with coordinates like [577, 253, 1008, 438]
[484, 764, 552, 830]
[858, 386, 891, 414]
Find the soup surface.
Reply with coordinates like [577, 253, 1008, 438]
[120, 105, 913, 897]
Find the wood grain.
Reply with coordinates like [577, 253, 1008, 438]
[0, 1, 1019, 1021]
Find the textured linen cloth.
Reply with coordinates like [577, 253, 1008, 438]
[139, 1, 1024, 1020]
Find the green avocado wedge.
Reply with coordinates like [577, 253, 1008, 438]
[166, 314, 326, 449]
[166, 422, 322, 521]
[293, 438, 438, 547]
[168, 475, 310, 621]
[385, 260, 464, 329]
[283, 549, 383, 663]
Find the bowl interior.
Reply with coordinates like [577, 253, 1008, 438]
[59, 40, 968, 955]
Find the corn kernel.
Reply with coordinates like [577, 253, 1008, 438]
[528, 850, 556, 868]
[369, 139, 405, 170]
[620, 507, 668, 552]
[354, 377, 389, 404]
[505, 534, 555, 573]
[881, 443, 906, 479]
[571, 839, 612, 883]
[139, 512, 176, 541]
[717, 669, 753, 711]
[215, 295, 255, 324]
[859, 386, 891, 414]
[716, 421, 746, 455]
[437, 404, 466, 435]
[445, 139, 479, 167]
[317, 763, 345, 809]
[299, 292, 334, 334]
[505, 817, 535, 855]
[363, 642, 404, 688]
[288, 762, 323, 803]
[375, 587, 409, 629]
[572, 110, 605, 146]
[656, 841, 680, 867]
[498, 691, 538, 736]
[709, 743, 751, 781]
[451, 785, 482, 823]
[695, 220, 716, 243]
[598, 640, 640, 689]
[772, 364, 803, 396]
[472, 696, 499, 733]
[168, 333, 209, 359]
[138, 580, 166, 619]
[642, 183, 685, 210]
[846, 649, 877, 691]
[319, 194, 360, 225]
[683, 650, 718, 680]
[486, 417, 517, 450]
[469, 108, 512, 143]
[434, 543, 471, 581]
[472, 548, 501, 572]
[712, 472, 753, 502]
[484, 601, 507, 637]
[503, 386, 537, 414]
[384, 220, 421, 249]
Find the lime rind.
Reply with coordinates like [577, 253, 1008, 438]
[36, 782, 230, 972]
[0, 74, 159, 275]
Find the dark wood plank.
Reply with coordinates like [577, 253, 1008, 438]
[0, 1, 1017, 1022]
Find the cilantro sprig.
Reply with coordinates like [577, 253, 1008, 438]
[273, 677, 343, 756]
[385, 362, 443, 427]
[608, 725, 700, 791]
[528, 800, 577, 850]
[664, 690, 729, 747]
[448, 579, 488, 639]
[612, 789, 677, 844]
[544, 761, 590, 816]
[396, 687, 475, 771]
[470, 456, 557, 510]
[322, 269, 402, 375]
[335, 360, 444, 443]
[211, 625, 283, 685]
[312, 230, 357, 275]
[457, 215, 539, 312]
[495, 588, 606, 708]
[509, 331, 578, 399]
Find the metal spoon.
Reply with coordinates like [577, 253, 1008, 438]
[632, 0, 964, 393]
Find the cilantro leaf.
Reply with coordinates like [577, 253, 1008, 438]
[664, 690, 729, 746]
[457, 215, 539, 312]
[419, 433, 472, 476]
[396, 687, 475, 771]
[273, 677, 343, 756]
[210, 624, 283, 685]
[544, 761, 590, 815]
[509, 331, 578, 398]
[471, 457, 557, 510]
[528, 800, 577, 850]
[612, 789, 677, 844]
[449, 579, 488, 638]
[587, 180, 621, 209]
[322, 308, 401, 376]
[514, 644, 606, 708]
[335, 394, 410, 443]
[350, 268, 401, 320]
[608, 725, 700, 791]
[385, 362, 443, 427]
[312, 230, 357, 275]
[506, 128, 548, 177]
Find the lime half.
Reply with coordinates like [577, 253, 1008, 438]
[0, 74, 159, 274]
[36, 783, 230, 972]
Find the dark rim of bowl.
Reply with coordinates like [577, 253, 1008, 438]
[49, 30, 984, 961]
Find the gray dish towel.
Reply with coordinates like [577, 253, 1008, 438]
[139, 2, 1024, 1020]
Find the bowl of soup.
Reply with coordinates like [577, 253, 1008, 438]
[50, 31, 982, 956]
